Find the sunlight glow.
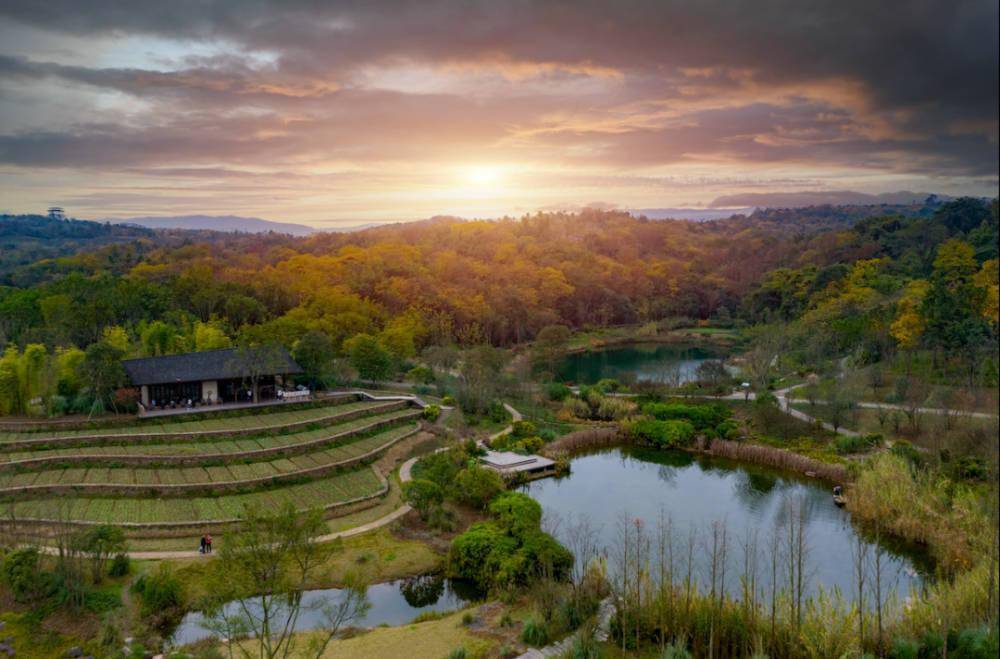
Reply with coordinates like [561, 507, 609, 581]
[464, 165, 503, 186]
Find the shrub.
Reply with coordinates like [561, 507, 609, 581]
[441, 395, 456, 406]
[890, 439, 924, 467]
[422, 404, 441, 422]
[131, 565, 182, 617]
[407, 365, 435, 384]
[594, 378, 622, 393]
[628, 418, 696, 448]
[449, 493, 572, 592]
[641, 402, 730, 430]
[511, 420, 537, 438]
[1, 547, 50, 602]
[109, 552, 131, 577]
[832, 432, 882, 454]
[488, 399, 510, 423]
[715, 418, 741, 440]
[538, 428, 557, 442]
[403, 478, 444, 519]
[521, 617, 549, 646]
[545, 382, 573, 401]
[447, 649, 468, 659]
[413, 449, 463, 490]
[454, 465, 504, 509]
[489, 492, 542, 537]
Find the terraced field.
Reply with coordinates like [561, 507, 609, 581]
[0, 395, 426, 532]
[6, 468, 384, 525]
[0, 407, 420, 467]
[0, 397, 380, 447]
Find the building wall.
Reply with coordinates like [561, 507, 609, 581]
[202, 379, 218, 403]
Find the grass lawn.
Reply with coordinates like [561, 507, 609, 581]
[315, 608, 493, 659]
[168, 526, 442, 606]
[791, 401, 999, 452]
[808, 364, 999, 415]
[0, 611, 96, 659]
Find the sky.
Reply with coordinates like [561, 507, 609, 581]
[0, 1, 997, 228]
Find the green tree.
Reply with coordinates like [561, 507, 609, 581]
[0, 347, 24, 415]
[403, 479, 444, 520]
[80, 341, 126, 413]
[532, 324, 572, 376]
[921, 239, 992, 384]
[346, 333, 393, 382]
[193, 320, 232, 351]
[454, 465, 504, 509]
[82, 525, 126, 583]
[293, 330, 336, 389]
[140, 320, 180, 356]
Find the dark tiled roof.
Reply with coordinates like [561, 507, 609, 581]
[122, 347, 302, 386]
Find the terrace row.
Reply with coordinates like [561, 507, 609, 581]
[4, 467, 384, 527]
[0, 422, 419, 497]
[0, 407, 421, 468]
[0, 399, 410, 450]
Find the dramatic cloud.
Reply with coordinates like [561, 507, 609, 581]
[0, 0, 996, 222]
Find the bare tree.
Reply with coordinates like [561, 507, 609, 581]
[202, 503, 369, 659]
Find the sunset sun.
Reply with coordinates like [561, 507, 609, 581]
[464, 165, 504, 187]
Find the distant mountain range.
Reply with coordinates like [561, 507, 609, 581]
[107, 215, 318, 236]
[708, 190, 947, 208]
[628, 207, 754, 221]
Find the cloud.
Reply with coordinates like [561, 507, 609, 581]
[0, 1, 995, 220]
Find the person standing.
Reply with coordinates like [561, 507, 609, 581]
[205, 533, 213, 553]
[199, 535, 206, 554]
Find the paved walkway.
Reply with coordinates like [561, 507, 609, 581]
[517, 596, 615, 658]
[784, 397, 998, 419]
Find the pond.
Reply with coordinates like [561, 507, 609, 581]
[523, 447, 931, 603]
[556, 343, 726, 385]
[170, 575, 481, 647]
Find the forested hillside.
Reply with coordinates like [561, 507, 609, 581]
[0, 198, 996, 415]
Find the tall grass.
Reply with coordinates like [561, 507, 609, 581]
[847, 453, 992, 571]
[707, 438, 849, 482]
[541, 427, 620, 455]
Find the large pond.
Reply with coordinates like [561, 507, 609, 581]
[556, 343, 726, 385]
[524, 447, 931, 602]
[170, 575, 480, 647]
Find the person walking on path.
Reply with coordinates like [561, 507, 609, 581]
[205, 533, 212, 553]
[199, 535, 206, 554]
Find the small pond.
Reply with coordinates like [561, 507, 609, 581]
[170, 575, 481, 647]
[523, 447, 931, 602]
[556, 343, 726, 385]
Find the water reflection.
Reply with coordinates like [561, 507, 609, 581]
[523, 447, 931, 603]
[557, 343, 725, 385]
[170, 575, 481, 648]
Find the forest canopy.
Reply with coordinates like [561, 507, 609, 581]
[0, 197, 996, 414]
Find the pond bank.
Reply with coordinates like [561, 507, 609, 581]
[543, 426, 849, 483]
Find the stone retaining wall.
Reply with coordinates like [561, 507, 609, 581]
[0, 424, 420, 498]
[0, 409, 422, 471]
[0, 472, 391, 534]
[1, 399, 411, 451]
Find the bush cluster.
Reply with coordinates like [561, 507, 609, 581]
[626, 418, 696, 448]
[448, 492, 573, 592]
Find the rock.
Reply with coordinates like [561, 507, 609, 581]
[66, 648, 83, 658]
